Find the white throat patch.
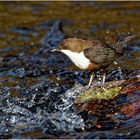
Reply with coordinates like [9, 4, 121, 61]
[60, 50, 90, 69]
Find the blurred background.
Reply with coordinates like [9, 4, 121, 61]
[0, 2, 140, 69]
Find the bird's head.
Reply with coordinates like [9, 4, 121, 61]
[51, 39, 70, 52]
[51, 38, 85, 53]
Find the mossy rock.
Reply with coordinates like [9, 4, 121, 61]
[75, 80, 125, 103]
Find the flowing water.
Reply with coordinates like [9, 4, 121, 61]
[0, 1, 140, 138]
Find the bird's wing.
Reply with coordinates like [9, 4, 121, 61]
[83, 41, 117, 64]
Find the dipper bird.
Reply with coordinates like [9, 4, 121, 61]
[52, 35, 135, 87]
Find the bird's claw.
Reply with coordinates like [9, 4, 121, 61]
[101, 86, 107, 91]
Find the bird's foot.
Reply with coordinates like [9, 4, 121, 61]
[101, 86, 107, 91]
[86, 84, 91, 90]
[100, 82, 107, 91]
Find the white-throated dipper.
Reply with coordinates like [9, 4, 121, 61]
[52, 35, 135, 87]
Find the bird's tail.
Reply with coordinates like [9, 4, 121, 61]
[113, 35, 135, 54]
[123, 35, 136, 43]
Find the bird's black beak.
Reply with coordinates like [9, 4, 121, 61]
[51, 48, 60, 52]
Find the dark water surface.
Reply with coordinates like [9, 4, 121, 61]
[0, 1, 140, 139]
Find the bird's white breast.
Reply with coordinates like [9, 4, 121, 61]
[60, 50, 90, 69]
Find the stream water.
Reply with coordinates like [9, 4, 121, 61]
[0, 2, 140, 139]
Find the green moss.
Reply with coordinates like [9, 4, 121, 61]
[76, 86, 122, 103]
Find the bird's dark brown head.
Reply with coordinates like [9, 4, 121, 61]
[58, 39, 69, 50]
[51, 39, 70, 52]
[53, 38, 92, 53]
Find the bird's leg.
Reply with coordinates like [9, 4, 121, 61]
[100, 69, 107, 90]
[100, 69, 106, 86]
[102, 72, 106, 86]
[101, 72, 107, 91]
[88, 73, 94, 87]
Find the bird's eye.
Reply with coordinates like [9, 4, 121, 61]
[63, 45, 67, 49]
